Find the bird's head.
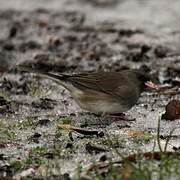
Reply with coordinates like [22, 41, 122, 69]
[134, 71, 158, 91]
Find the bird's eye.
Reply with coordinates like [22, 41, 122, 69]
[138, 74, 149, 82]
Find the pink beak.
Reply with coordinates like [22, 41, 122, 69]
[145, 81, 158, 89]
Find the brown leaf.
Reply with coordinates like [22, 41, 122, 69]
[121, 163, 132, 180]
[120, 128, 146, 137]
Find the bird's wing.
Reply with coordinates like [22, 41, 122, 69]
[17, 66, 138, 101]
[68, 72, 136, 100]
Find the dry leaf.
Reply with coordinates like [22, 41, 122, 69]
[57, 124, 104, 137]
[120, 128, 146, 137]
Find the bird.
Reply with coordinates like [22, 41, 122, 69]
[17, 65, 156, 115]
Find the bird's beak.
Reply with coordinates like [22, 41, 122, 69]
[145, 81, 158, 89]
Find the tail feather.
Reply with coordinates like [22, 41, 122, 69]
[17, 64, 69, 83]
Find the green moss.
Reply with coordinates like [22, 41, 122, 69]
[73, 162, 83, 180]
[100, 134, 126, 149]
[0, 119, 17, 140]
[0, 129, 16, 140]
[57, 116, 72, 124]
[26, 144, 63, 163]
[55, 129, 64, 138]
[9, 144, 62, 174]
[87, 153, 180, 180]
[27, 81, 51, 98]
[0, 91, 12, 101]
[17, 116, 34, 130]
[132, 133, 153, 145]
[10, 160, 23, 173]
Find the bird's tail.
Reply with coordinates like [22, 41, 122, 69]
[17, 65, 70, 87]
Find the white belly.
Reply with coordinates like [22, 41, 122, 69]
[76, 99, 129, 114]
[70, 87, 131, 114]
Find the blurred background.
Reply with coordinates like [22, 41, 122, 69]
[0, 0, 180, 179]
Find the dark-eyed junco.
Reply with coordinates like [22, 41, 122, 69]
[17, 65, 156, 114]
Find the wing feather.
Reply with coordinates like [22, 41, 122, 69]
[68, 72, 137, 101]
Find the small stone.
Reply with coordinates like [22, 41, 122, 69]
[65, 142, 73, 149]
[141, 44, 151, 54]
[99, 154, 107, 162]
[154, 45, 169, 58]
[162, 100, 180, 120]
[0, 96, 9, 106]
[63, 173, 71, 180]
[9, 26, 18, 38]
[172, 146, 180, 152]
[3, 43, 15, 51]
[28, 132, 41, 143]
[36, 119, 50, 126]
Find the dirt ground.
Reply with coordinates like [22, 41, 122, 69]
[0, 0, 180, 179]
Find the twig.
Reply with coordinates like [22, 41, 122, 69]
[57, 124, 104, 137]
[157, 117, 163, 152]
